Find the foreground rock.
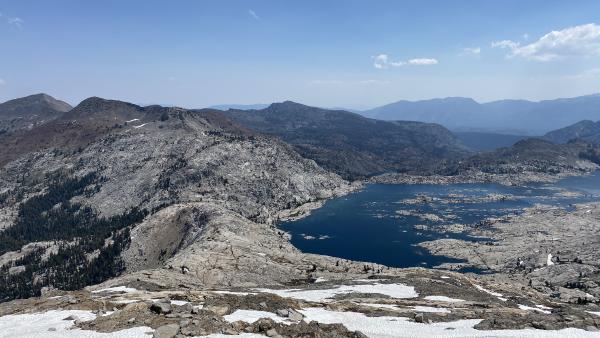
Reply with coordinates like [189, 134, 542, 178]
[421, 202, 600, 304]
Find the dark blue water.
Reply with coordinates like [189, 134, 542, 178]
[279, 172, 600, 269]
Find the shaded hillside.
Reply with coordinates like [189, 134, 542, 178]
[442, 138, 600, 176]
[366, 94, 600, 134]
[0, 93, 72, 133]
[454, 132, 529, 151]
[544, 120, 600, 144]
[223, 101, 470, 179]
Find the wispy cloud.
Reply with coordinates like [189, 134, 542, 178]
[0, 12, 23, 28]
[248, 9, 259, 20]
[309, 79, 390, 86]
[460, 47, 481, 56]
[373, 54, 438, 69]
[492, 23, 600, 61]
[0, 78, 6, 86]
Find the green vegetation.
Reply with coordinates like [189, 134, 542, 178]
[0, 172, 146, 302]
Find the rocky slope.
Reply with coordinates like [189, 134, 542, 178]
[544, 120, 600, 145]
[222, 101, 470, 180]
[0, 97, 361, 301]
[0, 93, 72, 134]
[372, 138, 600, 185]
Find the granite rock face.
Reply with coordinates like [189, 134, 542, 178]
[0, 97, 357, 291]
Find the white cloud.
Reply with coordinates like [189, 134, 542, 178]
[0, 78, 5, 85]
[373, 54, 438, 69]
[407, 58, 439, 65]
[492, 23, 600, 61]
[0, 12, 23, 28]
[248, 9, 259, 20]
[460, 47, 481, 56]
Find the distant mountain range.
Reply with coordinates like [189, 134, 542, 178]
[363, 94, 600, 135]
[222, 101, 470, 179]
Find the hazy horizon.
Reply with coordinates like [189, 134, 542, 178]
[1, 1, 600, 108]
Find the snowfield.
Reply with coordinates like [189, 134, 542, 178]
[224, 310, 291, 324]
[254, 282, 418, 302]
[0, 310, 152, 338]
[298, 308, 600, 338]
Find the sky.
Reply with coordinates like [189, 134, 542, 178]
[1, 0, 600, 109]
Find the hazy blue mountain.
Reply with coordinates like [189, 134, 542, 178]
[365, 94, 600, 134]
[544, 120, 600, 144]
[454, 132, 529, 151]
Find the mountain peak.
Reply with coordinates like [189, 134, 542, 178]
[72, 97, 141, 114]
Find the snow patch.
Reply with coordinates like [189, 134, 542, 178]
[518, 304, 551, 314]
[212, 291, 255, 296]
[125, 119, 139, 123]
[358, 303, 399, 310]
[171, 300, 189, 306]
[255, 283, 418, 302]
[132, 123, 148, 129]
[413, 306, 451, 313]
[299, 307, 600, 338]
[223, 310, 290, 324]
[587, 311, 600, 317]
[91, 286, 137, 294]
[0, 310, 152, 338]
[194, 334, 267, 338]
[424, 295, 465, 303]
[314, 277, 328, 283]
[547, 253, 555, 266]
[473, 284, 507, 301]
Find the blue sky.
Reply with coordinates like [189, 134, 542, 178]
[1, 1, 600, 108]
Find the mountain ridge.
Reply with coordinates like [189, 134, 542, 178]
[365, 93, 600, 134]
[222, 100, 471, 180]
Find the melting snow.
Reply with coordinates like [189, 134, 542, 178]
[254, 283, 418, 302]
[91, 286, 137, 294]
[358, 303, 399, 310]
[424, 295, 465, 303]
[518, 304, 551, 314]
[212, 291, 255, 296]
[0, 310, 152, 338]
[132, 123, 148, 129]
[473, 284, 507, 301]
[223, 310, 289, 324]
[298, 307, 600, 338]
[194, 334, 267, 338]
[125, 119, 140, 123]
[413, 306, 451, 313]
[547, 254, 555, 266]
